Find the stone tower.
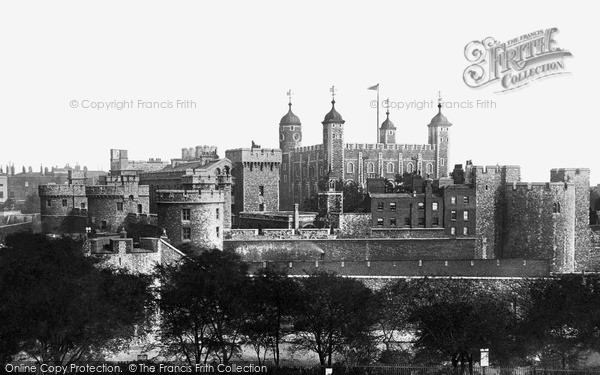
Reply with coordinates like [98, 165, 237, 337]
[322, 91, 345, 183]
[378, 109, 396, 144]
[550, 168, 591, 270]
[279, 96, 302, 211]
[156, 189, 225, 252]
[427, 102, 452, 178]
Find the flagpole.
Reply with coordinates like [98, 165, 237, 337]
[376, 86, 380, 143]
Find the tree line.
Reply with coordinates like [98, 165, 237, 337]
[1, 233, 600, 370]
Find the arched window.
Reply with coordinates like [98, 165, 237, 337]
[406, 162, 414, 173]
[387, 163, 394, 173]
[367, 162, 375, 173]
[347, 162, 355, 174]
[426, 163, 433, 174]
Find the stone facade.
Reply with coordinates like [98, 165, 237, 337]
[39, 174, 149, 234]
[156, 189, 224, 252]
[87, 235, 185, 274]
[279, 99, 451, 211]
[225, 146, 282, 222]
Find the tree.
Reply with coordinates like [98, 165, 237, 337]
[374, 280, 415, 363]
[291, 271, 377, 366]
[341, 180, 365, 213]
[242, 266, 301, 366]
[519, 274, 600, 369]
[156, 249, 249, 365]
[0, 233, 153, 364]
[406, 279, 519, 373]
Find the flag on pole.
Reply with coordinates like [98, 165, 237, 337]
[367, 84, 379, 90]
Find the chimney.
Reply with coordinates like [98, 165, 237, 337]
[293, 204, 300, 231]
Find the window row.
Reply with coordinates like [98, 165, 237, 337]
[449, 195, 470, 205]
[450, 210, 470, 221]
[347, 162, 434, 174]
[182, 226, 220, 240]
[377, 201, 439, 211]
[376, 217, 440, 227]
[450, 226, 470, 235]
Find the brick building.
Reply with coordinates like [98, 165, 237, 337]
[279, 91, 451, 210]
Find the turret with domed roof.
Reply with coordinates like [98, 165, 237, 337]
[378, 108, 396, 144]
[322, 86, 345, 182]
[279, 94, 302, 154]
[427, 98, 452, 178]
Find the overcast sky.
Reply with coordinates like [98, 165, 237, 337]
[0, 1, 596, 184]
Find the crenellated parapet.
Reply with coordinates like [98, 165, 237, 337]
[39, 184, 86, 198]
[345, 143, 435, 151]
[156, 189, 225, 204]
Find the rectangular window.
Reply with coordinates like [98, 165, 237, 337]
[451, 196, 456, 204]
[418, 217, 425, 226]
[216, 208, 220, 219]
[404, 217, 411, 226]
[0, 192, 3, 199]
[81, 203, 86, 209]
[463, 227, 469, 235]
[182, 227, 191, 240]
[464, 196, 470, 205]
[259, 203, 265, 211]
[463, 211, 469, 221]
[451, 210, 457, 220]
[377, 218, 384, 226]
[101, 220, 107, 230]
[25, 181, 29, 187]
[432, 202, 438, 211]
[137, 204, 142, 213]
[216, 227, 220, 238]
[182, 209, 191, 221]
[390, 202, 396, 211]
[116, 202, 123, 211]
[390, 217, 397, 227]
[47, 199, 51, 207]
[259, 186, 265, 196]
[450, 227, 456, 235]
[62, 199, 67, 207]
[377, 202, 384, 211]
[433, 217, 439, 226]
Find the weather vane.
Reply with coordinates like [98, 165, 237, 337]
[438, 90, 442, 104]
[287, 89, 293, 104]
[330, 85, 337, 100]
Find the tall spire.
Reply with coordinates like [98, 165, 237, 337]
[287, 89, 293, 107]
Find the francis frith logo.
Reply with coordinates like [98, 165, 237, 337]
[463, 27, 572, 92]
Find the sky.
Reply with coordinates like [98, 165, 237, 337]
[0, 1, 597, 184]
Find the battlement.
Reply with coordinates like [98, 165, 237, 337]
[506, 181, 571, 192]
[294, 144, 324, 153]
[100, 174, 141, 185]
[180, 173, 232, 185]
[225, 148, 282, 163]
[39, 185, 86, 197]
[181, 145, 218, 160]
[155, 189, 225, 204]
[86, 184, 149, 197]
[550, 168, 591, 182]
[345, 143, 434, 151]
[472, 165, 521, 175]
